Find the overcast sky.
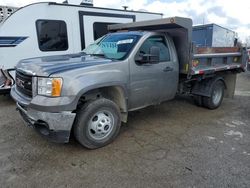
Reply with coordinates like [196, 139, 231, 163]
[2, 0, 250, 42]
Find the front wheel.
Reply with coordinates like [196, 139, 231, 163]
[202, 80, 225, 109]
[74, 98, 121, 149]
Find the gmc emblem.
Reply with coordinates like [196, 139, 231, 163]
[16, 77, 25, 88]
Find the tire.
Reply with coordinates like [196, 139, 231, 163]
[202, 80, 225, 110]
[74, 98, 121, 149]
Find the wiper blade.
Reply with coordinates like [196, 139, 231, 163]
[91, 54, 106, 57]
[79, 51, 87, 55]
[89, 53, 115, 61]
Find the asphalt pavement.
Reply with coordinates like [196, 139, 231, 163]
[0, 72, 249, 188]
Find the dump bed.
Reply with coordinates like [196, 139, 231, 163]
[109, 17, 248, 77]
[191, 47, 247, 76]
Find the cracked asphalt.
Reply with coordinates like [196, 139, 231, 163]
[0, 72, 250, 188]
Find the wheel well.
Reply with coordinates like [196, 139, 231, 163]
[191, 77, 227, 97]
[77, 86, 128, 122]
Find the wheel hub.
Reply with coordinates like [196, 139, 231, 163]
[212, 85, 223, 105]
[88, 111, 114, 140]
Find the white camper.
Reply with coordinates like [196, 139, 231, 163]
[0, 2, 162, 94]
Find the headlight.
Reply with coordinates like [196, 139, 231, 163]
[37, 77, 63, 97]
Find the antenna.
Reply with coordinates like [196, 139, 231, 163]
[122, 6, 128, 10]
[122, 0, 128, 10]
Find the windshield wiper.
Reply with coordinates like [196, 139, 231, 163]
[89, 54, 116, 61]
[79, 51, 86, 55]
[91, 54, 106, 57]
[90, 54, 111, 59]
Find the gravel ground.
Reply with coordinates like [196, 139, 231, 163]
[0, 72, 249, 188]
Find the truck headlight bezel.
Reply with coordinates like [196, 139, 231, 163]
[37, 77, 63, 97]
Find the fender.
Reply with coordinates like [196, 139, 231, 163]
[73, 82, 129, 108]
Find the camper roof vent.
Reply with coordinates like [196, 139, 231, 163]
[80, 0, 93, 6]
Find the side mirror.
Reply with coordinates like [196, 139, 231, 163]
[135, 46, 160, 64]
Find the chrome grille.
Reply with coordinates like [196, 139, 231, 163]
[16, 70, 32, 97]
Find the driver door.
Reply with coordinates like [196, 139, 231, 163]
[128, 35, 177, 110]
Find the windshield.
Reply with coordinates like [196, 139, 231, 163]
[83, 33, 141, 60]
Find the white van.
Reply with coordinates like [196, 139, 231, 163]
[0, 2, 162, 94]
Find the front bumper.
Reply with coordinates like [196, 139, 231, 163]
[16, 102, 76, 143]
[11, 86, 76, 143]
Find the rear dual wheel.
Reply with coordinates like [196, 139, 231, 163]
[194, 80, 225, 109]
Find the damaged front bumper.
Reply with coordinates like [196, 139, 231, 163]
[16, 103, 76, 143]
[11, 86, 76, 143]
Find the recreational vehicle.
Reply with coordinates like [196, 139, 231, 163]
[0, 1, 162, 94]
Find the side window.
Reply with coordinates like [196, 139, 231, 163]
[137, 36, 170, 62]
[93, 22, 117, 40]
[36, 20, 68, 51]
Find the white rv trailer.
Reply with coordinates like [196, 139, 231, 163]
[0, 2, 162, 94]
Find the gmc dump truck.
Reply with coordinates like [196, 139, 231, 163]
[11, 17, 248, 149]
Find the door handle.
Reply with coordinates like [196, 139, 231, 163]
[163, 67, 174, 72]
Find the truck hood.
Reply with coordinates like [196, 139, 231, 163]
[16, 53, 113, 76]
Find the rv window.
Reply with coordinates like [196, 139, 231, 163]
[93, 22, 117, 40]
[36, 20, 68, 51]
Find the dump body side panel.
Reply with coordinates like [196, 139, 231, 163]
[191, 47, 247, 76]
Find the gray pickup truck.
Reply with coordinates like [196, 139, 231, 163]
[11, 17, 248, 149]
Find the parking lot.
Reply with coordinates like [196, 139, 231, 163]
[0, 72, 249, 188]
